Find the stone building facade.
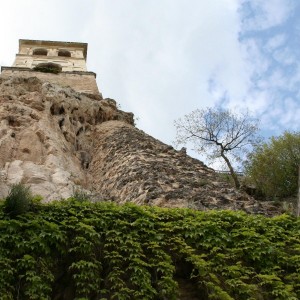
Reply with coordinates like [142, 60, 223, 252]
[1, 39, 100, 97]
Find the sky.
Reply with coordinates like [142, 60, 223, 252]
[0, 0, 299, 166]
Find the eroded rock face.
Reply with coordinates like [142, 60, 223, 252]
[0, 75, 278, 214]
[0, 75, 133, 201]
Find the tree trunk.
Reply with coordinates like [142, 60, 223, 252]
[220, 151, 240, 189]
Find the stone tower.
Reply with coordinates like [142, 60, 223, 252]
[1, 39, 101, 97]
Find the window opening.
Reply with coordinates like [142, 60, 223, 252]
[33, 62, 62, 74]
[33, 48, 48, 56]
[58, 50, 71, 57]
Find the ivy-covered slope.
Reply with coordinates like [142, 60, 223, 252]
[0, 200, 299, 300]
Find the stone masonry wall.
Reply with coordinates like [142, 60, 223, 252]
[89, 121, 276, 214]
[1, 69, 100, 96]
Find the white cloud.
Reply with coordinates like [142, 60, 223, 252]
[0, 0, 250, 150]
[273, 47, 296, 65]
[259, 96, 300, 131]
[0, 0, 299, 164]
[279, 98, 300, 128]
[82, 1, 247, 145]
[265, 34, 286, 51]
[240, 0, 294, 30]
[227, 0, 300, 138]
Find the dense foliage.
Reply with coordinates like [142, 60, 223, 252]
[0, 199, 300, 299]
[245, 131, 300, 199]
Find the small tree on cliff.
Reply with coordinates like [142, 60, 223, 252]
[174, 107, 260, 188]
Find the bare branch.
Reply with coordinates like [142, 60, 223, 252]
[174, 107, 260, 188]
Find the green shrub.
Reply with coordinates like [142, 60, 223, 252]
[4, 183, 32, 218]
[245, 131, 300, 199]
[33, 63, 61, 74]
[71, 188, 90, 203]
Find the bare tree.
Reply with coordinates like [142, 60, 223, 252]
[174, 107, 260, 188]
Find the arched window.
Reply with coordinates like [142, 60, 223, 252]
[33, 48, 48, 56]
[33, 63, 62, 74]
[58, 50, 71, 57]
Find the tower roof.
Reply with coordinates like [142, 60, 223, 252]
[19, 39, 88, 60]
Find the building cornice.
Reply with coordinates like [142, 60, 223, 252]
[1, 66, 97, 78]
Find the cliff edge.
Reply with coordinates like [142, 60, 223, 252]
[0, 75, 276, 214]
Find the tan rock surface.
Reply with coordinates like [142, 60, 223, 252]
[0, 75, 133, 201]
[0, 75, 278, 215]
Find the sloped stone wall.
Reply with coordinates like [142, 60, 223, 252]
[89, 121, 270, 213]
[0, 74, 279, 214]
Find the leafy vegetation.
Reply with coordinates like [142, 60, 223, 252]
[3, 183, 32, 218]
[0, 197, 299, 299]
[33, 63, 62, 74]
[245, 131, 300, 199]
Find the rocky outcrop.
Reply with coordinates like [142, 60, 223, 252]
[0, 75, 278, 214]
[0, 75, 133, 201]
[89, 121, 272, 213]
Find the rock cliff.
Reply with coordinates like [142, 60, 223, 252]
[0, 75, 276, 214]
[0, 76, 133, 201]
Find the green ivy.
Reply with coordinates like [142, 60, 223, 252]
[0, 200, 299, 299]
[33, 65, 61, 74]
